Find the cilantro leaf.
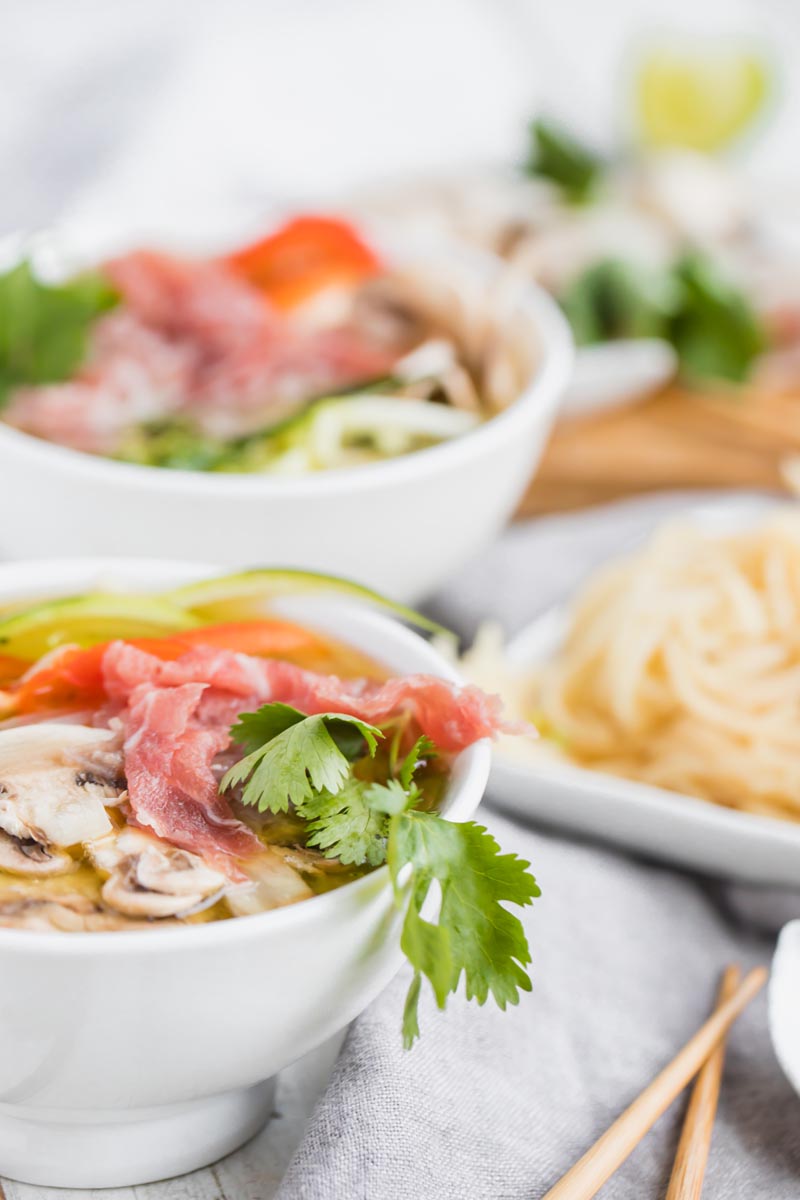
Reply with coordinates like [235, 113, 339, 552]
[363, 778, 418, 816]
[399, 874, 454, 1047]
[559, 252, 766, 385]
[231, 702, 373, 762]
[303, 777, 389, 866]
[0, 260, 118, 406]
[222, 704, 382, 813]
[401, 971, 423, 1047]
[398, 735, 436, 790]
[327, 719, 377, 762]
[230, 702, 307, 753]
[525, 117, 604, 203]
[304, 778, 416, 865]
[560, 258, 679, 345]
[668, 253, 766, 384]
[387, 814, 540, 1047]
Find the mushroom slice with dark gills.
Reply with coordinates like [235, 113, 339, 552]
[0, 830, 73, 877]
[88, 830, 227, 919]
[0, 725, 122, 874]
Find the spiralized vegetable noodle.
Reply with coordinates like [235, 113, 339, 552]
[533, 515, 800, 821]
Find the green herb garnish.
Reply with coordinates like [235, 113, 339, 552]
[669, 253, 766, 384]
[222, 703, 539, 1046]
[389, 809, 538, 1047]
[561, 258, 679, 345]
[115, 418, 225, 472]
[223, 704, 382, 813]
[560, 252, 766, 384]
[525, 117, 604, 202]
[0, 260, 117, 405]
[301, 777, 392, 866]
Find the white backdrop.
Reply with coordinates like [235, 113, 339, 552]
[2, 0, 799, 231]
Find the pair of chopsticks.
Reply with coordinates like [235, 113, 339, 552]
[543, 964, 766, 1200]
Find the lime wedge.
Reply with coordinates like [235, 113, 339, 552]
[0, 594, 200, 660]
[635, 43, 772, 152]
[166, 569, 449, 637]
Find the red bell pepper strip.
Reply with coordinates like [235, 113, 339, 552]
[8, 620, 326, 715]
[0, 655, 29, 686]
[226, 216, 382, 310]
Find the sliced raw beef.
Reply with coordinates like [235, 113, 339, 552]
[108, 251, 397, 437]
[262, 665, 512, 752]
[4, 310, 194, 455]
[105, 251, 278, 355]
[7, 249, 400, 454]
[192, 325, 398, 438]
[104, 643, 267, 701]
[119, 679, 261, 873]
[104, 642, 512, 754]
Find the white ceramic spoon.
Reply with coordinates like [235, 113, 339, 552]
[769, 922, 800, 1101]
[562, 338, 677, 418]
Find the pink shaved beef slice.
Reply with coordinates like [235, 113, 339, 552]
[118, 678, 261, 874]
[3, 311, 195, 455]
[101, 642, 509, 869]
[4, 250, 398, 454]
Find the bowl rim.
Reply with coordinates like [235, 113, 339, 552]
[0, 230, 574, 496]
[0, 556, 492, 955]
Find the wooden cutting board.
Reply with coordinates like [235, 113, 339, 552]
[520, 383, 799, 516]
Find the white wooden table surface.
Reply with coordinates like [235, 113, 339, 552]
[0, 1035, 343, 1200]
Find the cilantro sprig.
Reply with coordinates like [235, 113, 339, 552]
[390, 810, 539, 1046]
[561, 252, 766, 383]
[525, 117, 604, 203]
[222, 703, 381, 813]
[222, 702, 540, 1046]
[523, 118, 767, 384]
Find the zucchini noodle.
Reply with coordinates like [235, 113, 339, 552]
[530, 515, 800, 821]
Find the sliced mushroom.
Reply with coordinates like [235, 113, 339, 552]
[0, 828, 74, 877]
[226, 846, 313, 916]
[395, 338, 459, 383]
[65, 725, 126, 795]
[89, 830, 226, 919]
[394, 338, 483, 414]
[0, 894, 173, 932]
[0, 725, 121, 850]
[351, 277, 425, 348]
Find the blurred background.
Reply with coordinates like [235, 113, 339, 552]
[5, 0, 800, 511]
[4, 0, 799, 229]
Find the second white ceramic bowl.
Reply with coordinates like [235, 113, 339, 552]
[0, 232, 572, 602]
[0, 558, 491, 1189]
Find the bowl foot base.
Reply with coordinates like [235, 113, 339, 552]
[0, 1076, 276, 1188]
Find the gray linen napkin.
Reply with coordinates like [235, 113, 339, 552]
[277, 492, 800, 1200]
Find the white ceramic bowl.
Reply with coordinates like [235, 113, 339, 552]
[0, 557, 491, 1189]
[0, 230, 572, 603]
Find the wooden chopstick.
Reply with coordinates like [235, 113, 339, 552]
[542, 965, 767, 1200]
[664, 965, 741, 1200]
